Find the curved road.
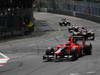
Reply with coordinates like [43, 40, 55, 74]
[0, 12, 100, 75]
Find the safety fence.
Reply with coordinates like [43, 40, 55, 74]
[35, 0, 100, 23]
[0, 8, 34, 38]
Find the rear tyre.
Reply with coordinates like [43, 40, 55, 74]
[59, 23, 63, 26]
[84, 43, 92, 55]
[79, 48, 84, 57]
[43, 55, 46, 60]
[91, 34, 95, 40]
[64, 23, 67, 26]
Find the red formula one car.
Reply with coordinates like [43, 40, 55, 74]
[43, 36, 92, 61]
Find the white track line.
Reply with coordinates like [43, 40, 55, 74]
[0, 52, 9, 59]
[86, 71, 96, 74]
[69, 73, 80, 75]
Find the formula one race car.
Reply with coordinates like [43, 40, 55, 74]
[68, 25, 79, 33]
[43, 36, 92, 62]
[87, 30, 95, 40]
[59, 18, 71, 26]
[72, 27, 95, 40]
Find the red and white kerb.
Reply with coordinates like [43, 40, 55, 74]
[0, 52, 10, 66]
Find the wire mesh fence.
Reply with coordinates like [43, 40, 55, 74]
[36, 0, 100, 17]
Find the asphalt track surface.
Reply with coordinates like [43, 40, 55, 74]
[0, 12, 100, 75]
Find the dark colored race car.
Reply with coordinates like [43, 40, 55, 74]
[72, 27, 95, 40]
[68, 25, 79, 33]
[43, 36, 92, 61]
[87, 30, 95, 40]
[59, 18, 71, 26]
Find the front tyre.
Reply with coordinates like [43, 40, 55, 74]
[68, 28, 72, 33]
[69, 48, 78, 61]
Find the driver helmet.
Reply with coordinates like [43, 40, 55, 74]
[81, 26, 85, 29]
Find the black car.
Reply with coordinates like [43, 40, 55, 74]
[72, 29, 95, 40]
[68, 26, 79, 33]
[59, 18, 71, 26]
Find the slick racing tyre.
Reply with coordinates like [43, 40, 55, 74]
[84, 43, 92, 55]
[91, 34, 95, 40]
[43, 55, 46, 60]
[66, 22, 71, 26]
[64, 22, 71, 26]
[43, 56, 51, 62]
[69, 48, 78, 61]
[68, 28, 73, 33]
[59, 23, 63, 26]
[79, 48, 84, 57]
[87, 33, 95, 40]
[64, 23, 67, 26]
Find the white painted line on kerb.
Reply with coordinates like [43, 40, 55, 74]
[0, 52, 9, 59]
[0, 52, 10, 66]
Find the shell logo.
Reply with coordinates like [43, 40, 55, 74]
[0, 52, 10, 66]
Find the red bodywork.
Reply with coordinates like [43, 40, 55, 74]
[54, 36, 81, 55]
